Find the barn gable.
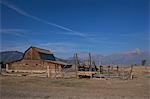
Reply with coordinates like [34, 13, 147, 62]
[23, 46, 55, 61]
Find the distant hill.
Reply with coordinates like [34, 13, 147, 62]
[0, 51, 23, 64]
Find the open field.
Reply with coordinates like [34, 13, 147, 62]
[0, 66, 150, 99]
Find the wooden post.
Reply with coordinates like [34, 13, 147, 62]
[89, 53, 93, 78]
[108, 66, 110, 78]
[76, 53, 79, 78]
[54, 65, 56, 79]
[99, 61, 103, 74]
[47, 66, 50, 78]
[99, 66, 101, 77]
[99, 65, 103, 78]
[74, 53, 78, 79]
[130, 65, 133, 79]
[111, 66, 113, 71]
[123, 67, 125, 80]
[100, 66, 103, 73]
[6, 64, 9, 72]
[62, 65, 65, 79]
[0, 63, 1, 74]
[116, 65, 119, 77]
[89, 53, 92, 71]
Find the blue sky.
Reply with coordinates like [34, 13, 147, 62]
[0, 0, 149, 58]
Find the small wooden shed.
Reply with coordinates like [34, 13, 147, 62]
[6, 46, 68, 78]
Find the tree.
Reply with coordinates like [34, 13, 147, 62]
[141, 59, 146, 66]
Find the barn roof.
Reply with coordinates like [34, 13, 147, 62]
[39, 52, 55, 61]
[30, 46, 55, 61]
[31, 46, 52, 54]
[51, 60, 68, 65]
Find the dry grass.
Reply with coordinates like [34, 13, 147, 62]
[0, 66, 150, 99]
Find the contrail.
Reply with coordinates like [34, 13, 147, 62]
[0, 1, 86, 37]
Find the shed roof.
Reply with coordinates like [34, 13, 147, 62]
[45, 60, 68, 65]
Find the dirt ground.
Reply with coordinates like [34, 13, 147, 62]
[0, 66, 150, 99]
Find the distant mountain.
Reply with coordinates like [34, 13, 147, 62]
[55, 57, 68, 63]
[0, 49, 149, 65]
[101, 50, 150, 65]
[68, 49, 150, 65]
[0, 51, 23, 63]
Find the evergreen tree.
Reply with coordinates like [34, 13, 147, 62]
[141, 59, 146, 66]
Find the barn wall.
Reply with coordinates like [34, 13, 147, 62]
[7, 59, 61, 74]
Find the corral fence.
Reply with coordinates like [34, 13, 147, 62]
[61, 53, 135, 80]
[61, 65, 134, 80]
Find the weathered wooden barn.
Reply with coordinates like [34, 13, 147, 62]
[6, 46, 69, 78]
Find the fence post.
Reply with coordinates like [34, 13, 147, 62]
[130, 65, 133, 79]
[0, 64, 1, 74]
[123, 67, 125, 80]
[74, 53, 78, 79]
[89, 53, 92, 71]
[108, 66, 110, 78]
[6, 64, 9, 72]
[55, 65, 56, 79]
[117, 65, 119, 77]
[100, 66, 103, 74]
[111, 66, 113, 71]
[47, 66, 50, 78]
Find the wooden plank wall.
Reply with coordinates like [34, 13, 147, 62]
[7, 60, 61, 76]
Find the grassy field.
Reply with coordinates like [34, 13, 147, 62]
[0, 66, 150, 99]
